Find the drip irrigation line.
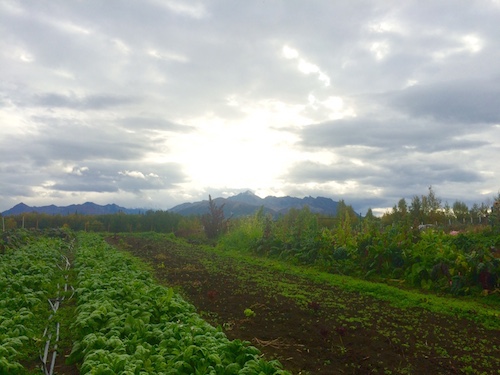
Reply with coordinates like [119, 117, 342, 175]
[40, 243, 74, 375]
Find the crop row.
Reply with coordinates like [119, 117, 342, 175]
[69, 233, 290, 374]
[0, 233, 68, 374]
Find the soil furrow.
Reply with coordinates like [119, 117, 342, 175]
[108, 235, 500, 375]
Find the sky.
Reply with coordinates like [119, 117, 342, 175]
[1, 0, 499, 215]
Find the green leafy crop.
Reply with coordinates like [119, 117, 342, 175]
[70, 233, 290, 374]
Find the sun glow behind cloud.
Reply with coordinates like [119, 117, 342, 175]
[170, 109, 301, 191]
[167, 86, 358, 194]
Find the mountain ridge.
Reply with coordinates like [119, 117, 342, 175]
[1, 202, 143, 216]
[1, 191, 340, 217]
[168, 191, 339, 217]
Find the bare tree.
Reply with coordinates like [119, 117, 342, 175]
[201, 195, 228, 239]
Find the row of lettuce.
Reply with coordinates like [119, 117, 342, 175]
[0, 230, 290, 374]
[0, 230, 69, 373]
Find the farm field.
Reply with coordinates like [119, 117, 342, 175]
[0, 230, 79, 375]
[108, 233, 500, 375]
[2, 230, 289, 374]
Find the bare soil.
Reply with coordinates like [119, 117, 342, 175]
[107, 235, 500, 375]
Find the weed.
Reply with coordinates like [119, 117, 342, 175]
[244, 308, 256, 318]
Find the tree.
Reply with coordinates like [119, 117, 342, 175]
[489, 193, 500, 231]
[452, 200, 469, 223]
[409, 195, 423, 225]
[335, 200, 357, 248]
[470, 203, 482, 224]
[201, 195, 228, 239]
[443, 201, 453, 223]
[397, 198, 408, 217]
[424, 186, 442, 223]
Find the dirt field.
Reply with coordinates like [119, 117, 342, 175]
[107, 235, 500, 375]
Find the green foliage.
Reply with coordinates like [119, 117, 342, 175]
[0, 230, 69, 373]
[4, 210, 183, 234]
[216, 190, 500, 299]
[70, 233, 289, 374]
[490, 194, 500, 232]
[453, 200, 470, 223]
[218, 210, 265, 252]
[243, 308, 256, 318]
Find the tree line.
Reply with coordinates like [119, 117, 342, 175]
[2, 189, 500, 296]
[380, 186, 495, 227]
[215, 189, 500, 297]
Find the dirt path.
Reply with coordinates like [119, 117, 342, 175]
[108, 235, 500, 375]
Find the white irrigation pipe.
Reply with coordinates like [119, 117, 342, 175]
[68, 285, 75, 300]
[49, 350, 57, 375]
[40, 251, 74, 375]
[42, 336, 50, 365]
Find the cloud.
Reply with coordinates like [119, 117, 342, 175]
[299, 117, 491, 152]
[118, 116, 193, 132]
[282, 45, 331, 86]
[33, 92, 136, 110]
[51, 182, 119, 193]
[383, 78, 500, 124]
[1, 0, 499, 214]
[149, 0, 208, 19]
[119, 170, 146, 179]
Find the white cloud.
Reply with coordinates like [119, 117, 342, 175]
[462, 34, 483, 53]
[19, 51, 34, 62]
[370, 41, 390, 60]
[282, 45, 331, 87]
[307, 94, 356, 120]
[432, 33, 484, 61]
[405, 79, 418, 87]
[282, 45, 299, 59]
[54, 20, 91, 35]
[147, 49, 189, 62]
[71, 166, 89, 176]
[119, 171, 146, 179]
[112, 39, 130, 54]
[150, 0, 207, 19]
[368, 21, 399, 34]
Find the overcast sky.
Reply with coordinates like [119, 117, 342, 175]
[1, 0, 499, 215]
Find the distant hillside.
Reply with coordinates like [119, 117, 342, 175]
[1, 202, 143, 216]
[169, 191, 339, 217]
[1, 192, 340, 218]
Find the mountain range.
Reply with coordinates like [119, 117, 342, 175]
[168, 191, 339, 217]
[1, 202, 143, 216]
[1, 191, 339, 217]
